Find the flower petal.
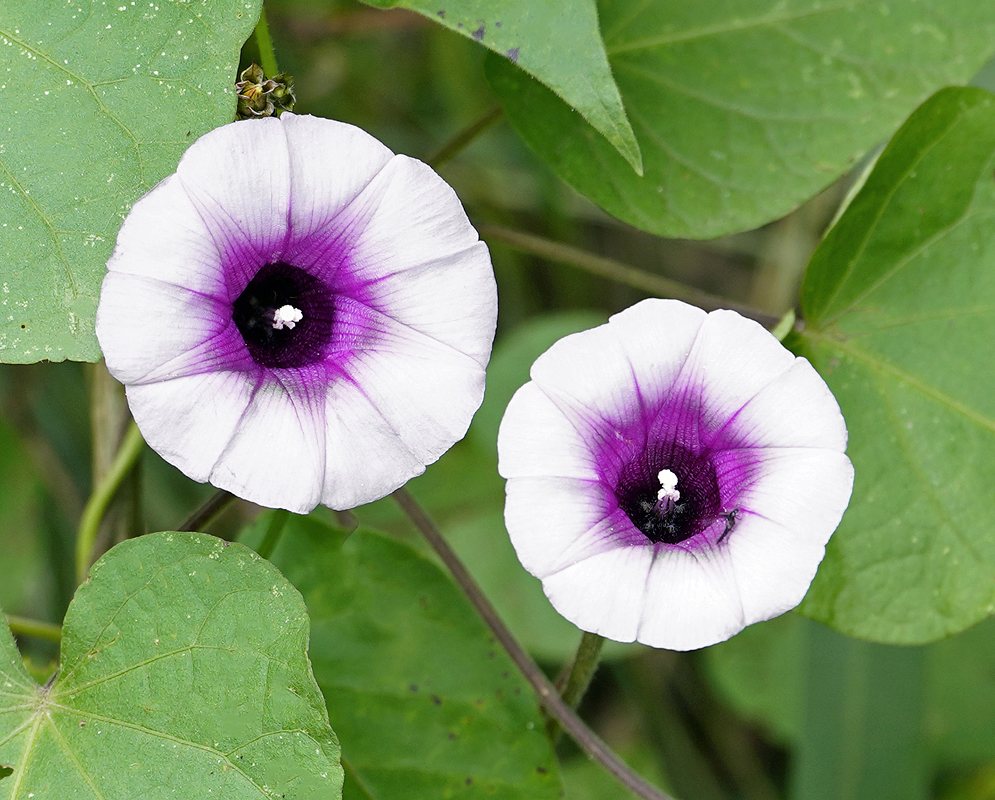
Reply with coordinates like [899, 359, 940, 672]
[504, 475, 635, 578]
[725, 515, 829, 624]
[281, 114, 395, 245]
[318, 378, 427, 510]
[602, 299, 707, 414]
[528, 316, 645, 431]
[126, 370, 256, 483]
[541, 547, 655, 643]
[105, 174, 227, 296]
[97, 272, 231, 385]
[731, 447, 854, 547]
[636, 546, 748, 650]
[330, 156, 497, 365]
[715, 358, 849, 451]
[176, 117, 293, 292]
[210, 367, 327, 513]
[498, 383, 602, 481]
[342, 348, 482, 461]
[661, 309, 798, 450]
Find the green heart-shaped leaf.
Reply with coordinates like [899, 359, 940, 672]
[792, 86, 995, 643]
[487, 1, 995, 238]
[360, 0, 641, 172]
[0, 0, 260, 363]
[0, 532, 342, 798]
[245, 514, 562, 800]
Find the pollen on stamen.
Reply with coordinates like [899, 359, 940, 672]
[272, 304, 303, 330]
[656, 468, 680, 503]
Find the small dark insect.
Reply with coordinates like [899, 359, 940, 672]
[717, 509, 738, 542]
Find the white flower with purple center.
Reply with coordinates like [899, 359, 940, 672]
[497, 299, 853, 651]
[96, 114, 496, 513]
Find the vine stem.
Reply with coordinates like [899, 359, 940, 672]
[392, 487, 677, 800]
[256, 509, 290, 560]
[5, 615, 62, 643]
[178, 489, 236, 533]
[479, 224, 781, 328]
[427, 106, 504, 169]
[75, 422, 145, 584]
[254, 6, 279, 77]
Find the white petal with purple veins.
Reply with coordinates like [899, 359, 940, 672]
[105, 174, 227, 296]
[498, 383, 602, 481]
[97, 114, 496, 513]
[126, 370, 257, 483]
[210, 368, 328, 513]
[97, 273, 231, 384]
[498, 298, 853, 651]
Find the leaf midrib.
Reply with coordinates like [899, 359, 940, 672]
[803, 330, 995, 434]
[605, 0, 873, 55]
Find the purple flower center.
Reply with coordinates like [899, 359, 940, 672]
[233, 262, 334, 369]
[616, 443, 723, 544]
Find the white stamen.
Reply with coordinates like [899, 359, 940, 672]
[272, 304, 303, 330]
[656, 468, 680, 503]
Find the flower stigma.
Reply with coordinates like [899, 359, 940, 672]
[272, 304, 303, 330]
[655, 468, 680, 506]
[232, 262, 334, 369]
[614, 443, 723, 546]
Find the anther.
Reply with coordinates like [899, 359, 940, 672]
[271, 304, 303, 330]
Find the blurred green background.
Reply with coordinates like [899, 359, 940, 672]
[5, 2, 995, 798]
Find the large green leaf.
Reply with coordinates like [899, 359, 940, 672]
[487, 1, 995, 238]
[789, 86, 995, 643]
[0, 0, 260, 363]
[360, 0, 641, 173]
[0, 532, 342, 798]
[245, 514, 562, 800]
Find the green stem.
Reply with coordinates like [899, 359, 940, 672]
[548, 630, 605, 742]
[5, 615, 62, 643]
[75, 422, 145, 584]
[427, 106, 504, 169]
[771, 309, 797, 342]
[479, 224, 781, 328]
[562, 631, 605, 708]
[254, 6, 279, 77]
[178, 489, 236, 533]
[392, 487, 675, 800]
[256, 509, 290, 560]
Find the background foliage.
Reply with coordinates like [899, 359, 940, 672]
[4, 0, 995, 798]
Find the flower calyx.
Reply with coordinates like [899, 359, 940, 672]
[236, 63, 297, 120]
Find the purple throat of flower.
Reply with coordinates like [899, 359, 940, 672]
[616, 442, 731, 546]
[232, 261, 335, 369]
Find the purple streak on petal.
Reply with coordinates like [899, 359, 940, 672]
[711, 448, 768, 504]
[180, 185, 272, 302]
[283, 179, 386, 285]
[272, 363, 330, 488]
[535, 491, 650, 579]
[538, 385, 645, 488]
[133, 320, 256, 384]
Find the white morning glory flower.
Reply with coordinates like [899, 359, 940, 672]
[96, 114, 496, 513]
[497, 299, 853, 651]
